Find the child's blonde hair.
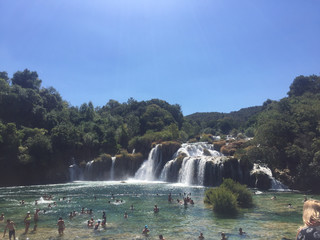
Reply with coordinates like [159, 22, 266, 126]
[302, 199, 320, 226]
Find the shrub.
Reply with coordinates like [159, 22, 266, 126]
[204, 187, 238, 215]
[221, 178, 253, 208]
[204, 179, 253, 216]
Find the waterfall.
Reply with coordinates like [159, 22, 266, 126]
[197, 157, 208, 185]
[84, 160, 94, 180]
[110, 157, 116, 180]
[251, 164, 289, 191]
[134, 144, 162, 181]
[68, 141, 288, 190]
[160, 142, 222, 185]
[178, 157, 196, 185]
[69, 164, 80, 181]
[174, 142, 220, 158]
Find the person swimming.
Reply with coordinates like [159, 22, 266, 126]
[94, 220, 100, 230]
[239, 228, 246, 235]
[154, 205, 159, 213]
[142, 225, 149, 235]
[198, 232, 205, 239]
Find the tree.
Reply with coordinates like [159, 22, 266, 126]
[0, 71, 9, 83]
[288, 75, 320, 97]
[11, 69, 42, 90]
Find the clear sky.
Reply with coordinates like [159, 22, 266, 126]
[1, 0, 319, 115]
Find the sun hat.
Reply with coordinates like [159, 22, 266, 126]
[145, 225, 148, 228]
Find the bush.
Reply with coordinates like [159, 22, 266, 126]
[204, 187, 238, 215]
[204, 179, 253, 216]
[221, 178, 253, 208]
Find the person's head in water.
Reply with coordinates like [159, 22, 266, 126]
[302, 199, 320, 226]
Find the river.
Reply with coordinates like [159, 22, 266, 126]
[0, 180, 312, 240]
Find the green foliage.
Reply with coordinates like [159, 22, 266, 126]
[241, 74, 320, 192]
[288, 75, 320, 97]
[11, 69, 42, 90]
[204, 179, 253, 216]
[204, 187, 238, 215]
[220, 178, 253, 208]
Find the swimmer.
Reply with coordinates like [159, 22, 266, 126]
[239, 228, 246, 235]
[35, 200, 38, 205]
[168, 193, 172, 202]
[57, 217, 65, 235]
[271, 195, 277, 200]
[124, 211, 128, 219]
[69, 212, 73, 219]
[94, 220, 100, 230]
[130, 204, 134, 210]
[199, 232, 205, 239]
[154, 205, 159, 213]
[88, 217, 94, 227]
[101, 218, 106, 227]
[3, 219, 16, 240]
[0, 213, 4, 222]
[33, 209, 40, 231]
[87, 220, 92, 227]
[287, 203, 292, 208]
[159, 234, 166, 239]
[221, 232, 227, 240]
[24, 211, 32, 234]
[142, 225, 149, 235]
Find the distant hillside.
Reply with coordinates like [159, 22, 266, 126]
[186, 106, 264, 124]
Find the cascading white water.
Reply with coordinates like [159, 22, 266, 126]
[110, 157, 116, 180]
[161, 142, 222, 185]
[178, 157, 196, 185]
[134, 144, 162, 181]
[160, 160, 174, 181]
[251, 164, 289, 191]
[197, 157, 208, 185]
[174, 142, 220, 158]
[69, 164, 78, 181]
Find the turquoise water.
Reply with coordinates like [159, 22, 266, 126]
[0, 181, 315, 240]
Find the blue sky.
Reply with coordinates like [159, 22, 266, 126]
[1, 0, 319, 115]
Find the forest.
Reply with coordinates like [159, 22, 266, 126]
[0, 69, 319, 192]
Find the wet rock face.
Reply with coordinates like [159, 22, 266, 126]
[161, 141, 181, 163]
[69, 142, 284, 191]
[250, 172, 272, 190]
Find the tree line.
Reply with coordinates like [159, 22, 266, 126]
[1, 69, 319, 191]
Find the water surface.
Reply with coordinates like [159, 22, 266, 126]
[0, 181, 314, 240]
